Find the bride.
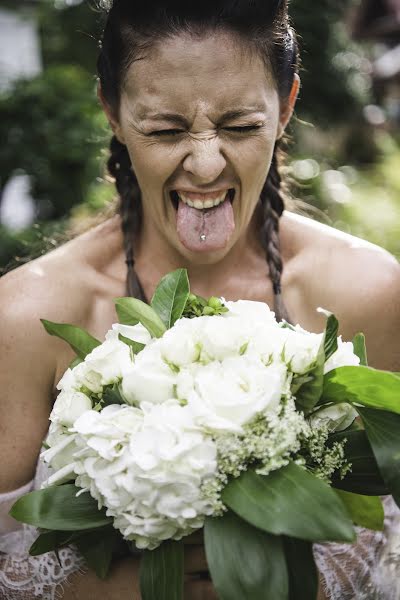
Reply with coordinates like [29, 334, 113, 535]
[1, 1, 399, 598]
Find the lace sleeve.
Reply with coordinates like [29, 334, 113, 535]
[0, 463, 86, 600]
[314, 496, 400, 600]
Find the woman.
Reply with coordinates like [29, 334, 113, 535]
[1, 1, 399, 598]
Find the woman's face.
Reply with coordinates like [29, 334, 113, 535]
[113, 30, 294, 264]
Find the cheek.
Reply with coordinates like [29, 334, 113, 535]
[126, 139, 178, 194]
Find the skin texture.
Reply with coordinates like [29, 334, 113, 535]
[1, 30, 400, 600]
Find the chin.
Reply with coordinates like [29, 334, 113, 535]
[175, 238, 236, 265]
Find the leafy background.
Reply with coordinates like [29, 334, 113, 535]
[1, 0, 399, 272]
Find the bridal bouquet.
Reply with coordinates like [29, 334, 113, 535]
[11, 269, 400, 599]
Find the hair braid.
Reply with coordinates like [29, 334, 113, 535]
[260, 141, 292, 324]
[107, 135, 146, 300]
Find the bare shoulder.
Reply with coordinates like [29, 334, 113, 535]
[282, 211, 400, 370]
[0, 216, 124, 343]
[0, 218, 124, 490]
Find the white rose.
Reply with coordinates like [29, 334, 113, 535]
[186, 357, 284, 432]
[73, 339, 133, 393]
[122, 345, 177, 406]
[223, 299, 278, 326]
[198, 316, 250, 362]
[308, 402, 357, 432]
[105, 322, 152, 346]
[324, 337, 360, 374]
[56, 368, 78, 392]
[50, 390, 92, 426]
[283, 328, 324, 374]
[160, 319, 201, 367]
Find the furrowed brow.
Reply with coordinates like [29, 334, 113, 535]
[139, 112, 189, 127]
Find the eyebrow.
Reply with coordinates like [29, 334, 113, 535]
[138, 107, 266, 125]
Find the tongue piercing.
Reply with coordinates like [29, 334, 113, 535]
[200, 234, 207, 242]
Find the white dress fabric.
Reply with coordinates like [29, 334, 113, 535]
[1, 460, 400, 599]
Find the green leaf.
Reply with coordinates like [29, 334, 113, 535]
[335, 490, 384, 531]
[204, 511, 288, 600]
[329, 430, 389, 496]
[352, 333, 368, 366]
[323, 312, 339, 361]
[322, 366, 400, 414]
[294, 337, 326, 414]
[10, 485, 112, 531]
[358, 407, 400, 508]
[69, 357, 83, 369]
[41, 320, 101, 360]
[222, 462, 355, 543]
[151, 269, 190, 329]
[102, 383, 125, 407]
[75, 528, 118, 579]
[283, 537, 318, 600]
[115, 298, 166, 338]
[118, 333, 145, 355]
[140, 540, 183, 600]
[30, 530, 80, 556]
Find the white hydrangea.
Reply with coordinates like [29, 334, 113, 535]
[72, 402, 218, 549]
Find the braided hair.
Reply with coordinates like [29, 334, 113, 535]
[97, 0, 299, 321]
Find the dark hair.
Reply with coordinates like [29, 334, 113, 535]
[98, 0, 298, 322]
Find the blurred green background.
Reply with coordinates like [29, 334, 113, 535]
[1, 0, 399, 272]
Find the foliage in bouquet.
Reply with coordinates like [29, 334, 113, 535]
[10, 269, 400, 600]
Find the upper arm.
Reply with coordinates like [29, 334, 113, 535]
[0, 274, 58, 491]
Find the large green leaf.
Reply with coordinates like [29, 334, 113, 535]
[115, 298, 166, 338]
[295, 337, 326, 414]
[10, 485, 112, 531]
[335, 490, 384, 531]
[151, 269, 190, 329]
[358, 407, 400, 508]
[352, 333, 368, 366]
[75, 528, 118, 579]
[330, 430, 389, 496]
[283, 537, 318, 600]
[204, 511, 288, 600]
[41, 320, 100, 359]
[322, 366, 400, 414]
[140, 540, 183, 600]
[30, 530, 81, 556]
[323, 313, 339, 361]
[222, 462, 355, 543]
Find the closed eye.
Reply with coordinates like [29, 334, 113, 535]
[223, 125, 264, 133]
[149, 129, 184, 137]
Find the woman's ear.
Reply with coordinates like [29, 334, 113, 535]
[97, 83, 126, 144]
[276, 74, 300, 139]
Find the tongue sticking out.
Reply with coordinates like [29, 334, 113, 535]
[176, 197, 235, 252]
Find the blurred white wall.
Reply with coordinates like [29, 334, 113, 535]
[0, 7, 42, 230]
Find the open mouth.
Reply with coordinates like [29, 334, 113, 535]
[170, 188, 235, 211]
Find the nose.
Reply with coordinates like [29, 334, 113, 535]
[182, 136, 227, 183]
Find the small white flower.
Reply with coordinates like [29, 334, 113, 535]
[308, 402, 357, 432]
[324, 337, 360, 374]
[73, 339, 133, 393]
[223, 299, 277, 326]
[105, 322, 152, 346]
[283, 328, 324, 374]
[122, 346, 177, 406]
[50, 390, 92, 427]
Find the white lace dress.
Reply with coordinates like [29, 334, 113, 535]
[1, 460, 400, 599]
